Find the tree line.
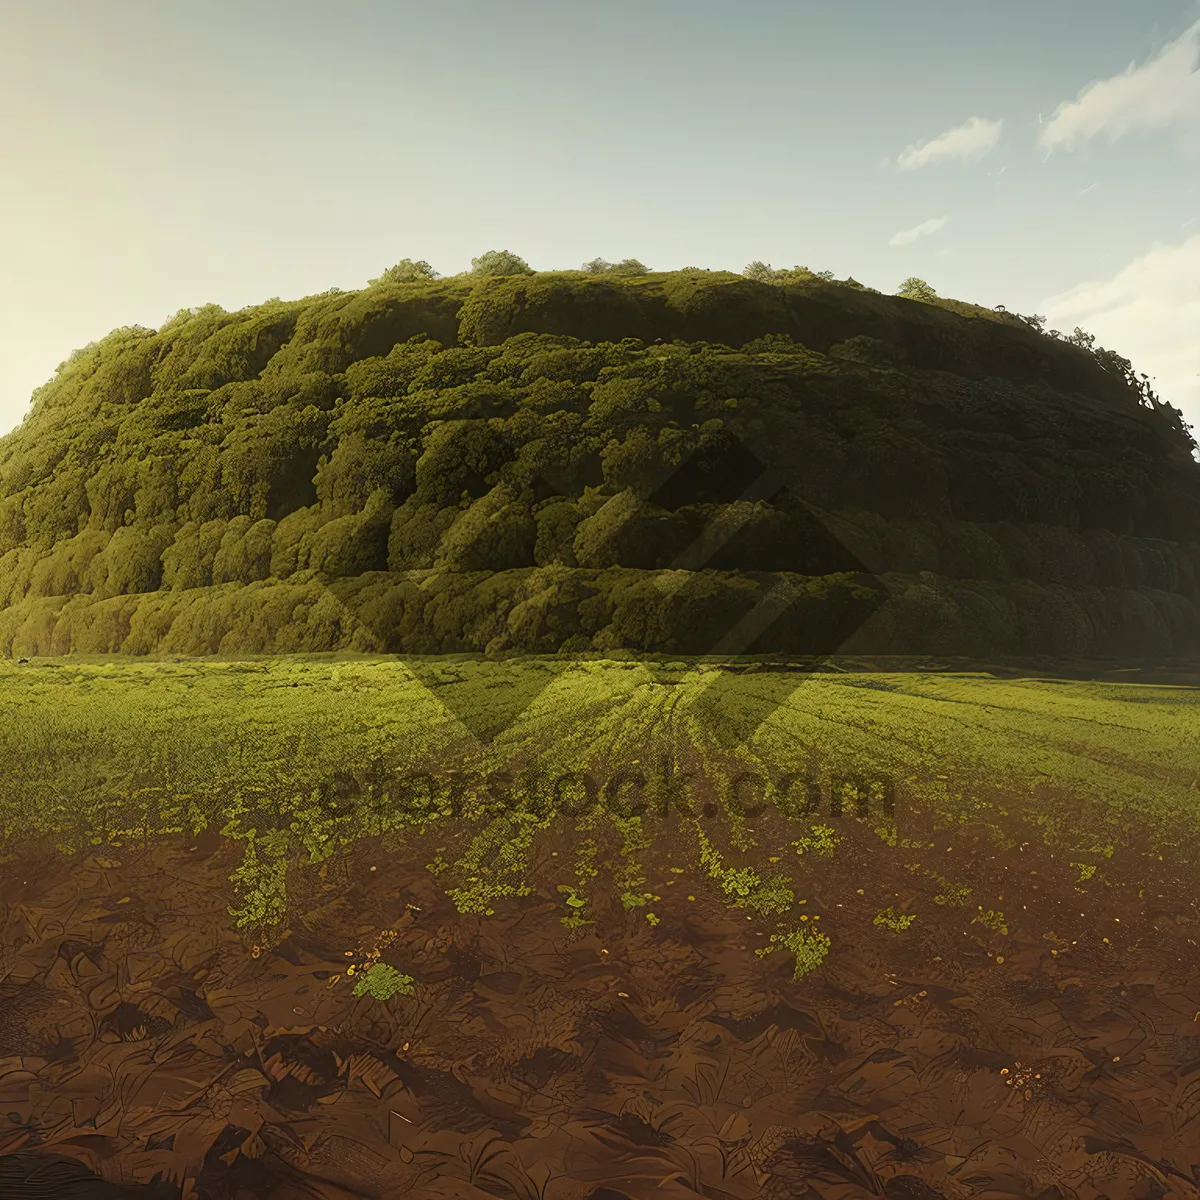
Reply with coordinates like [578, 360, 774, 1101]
[1, 265, 1195, 659]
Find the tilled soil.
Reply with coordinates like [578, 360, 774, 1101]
[1, 822, 1200, 1200]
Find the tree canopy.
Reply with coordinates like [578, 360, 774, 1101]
[370, 259, 440, 285]
[470, 249, 534, 277]
[896, 276, 939, 302]
[0, 265, 1194, 660]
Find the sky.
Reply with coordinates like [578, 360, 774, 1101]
[1, 0, 1198, 441]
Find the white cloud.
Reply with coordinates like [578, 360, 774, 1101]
[889, 215, 947, 247]
[894, 116, 1003, 169]
[1039, 19, 1200, 152]
[1040, 234, 1200, 434]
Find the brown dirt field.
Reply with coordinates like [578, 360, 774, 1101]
[2, 803, 1200, 1200]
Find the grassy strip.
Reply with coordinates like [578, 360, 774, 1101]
[1, 657, 1194, 964]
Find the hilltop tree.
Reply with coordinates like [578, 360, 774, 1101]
[470, 249, 534, 277]
[582, 257, 651, 276]
[160, 304, 226, 332]
[745, 264, 835, 284]
[370, 258, 440, 285]
[743, 261, 778, 282]
[897, 276, 938, 302]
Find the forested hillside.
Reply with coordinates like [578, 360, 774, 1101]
[1, 265, 1197, 660]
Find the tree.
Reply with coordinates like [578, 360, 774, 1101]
[743, 261, 778, 282]
[581, 256, 649, 276]
[370, 258, 440, 285]
[159, 304, 227, 332]
[896, 276, 938, 302]
[470, 249, 534, 277]
[767, 266, 834, 282]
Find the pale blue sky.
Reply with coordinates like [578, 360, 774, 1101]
[2, 0, 1198, 437]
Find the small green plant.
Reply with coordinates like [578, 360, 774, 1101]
[757, 926, 831, 979]
[352, 962, 415, 1001]
[934, 880, 972, 906]
[289, 794, 340, 863]
[792, 824, 838, 857]
[228, 831, 290, 931]
[720, 867, 761, 899]
[558, 838, 600, 929]
[444, 811, 547, 914]
[874, 906, 915, 933]
[739, 874, 795, 916]
[696, 829, 794, 915]
[448, 877, 534, 916]
[909, 863, 973, 907]
[973, 907, 1009, 935]
[610, 815, 651, 902]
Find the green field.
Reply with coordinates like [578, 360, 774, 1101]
[2, 655, 1195, 970]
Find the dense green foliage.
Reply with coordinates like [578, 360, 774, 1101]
[897, 276, 938, 302]
[351, 962, 415, 1000]
[1, 267, 1196, 658]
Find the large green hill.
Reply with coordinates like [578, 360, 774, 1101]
[1, 267, 1197, 660]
